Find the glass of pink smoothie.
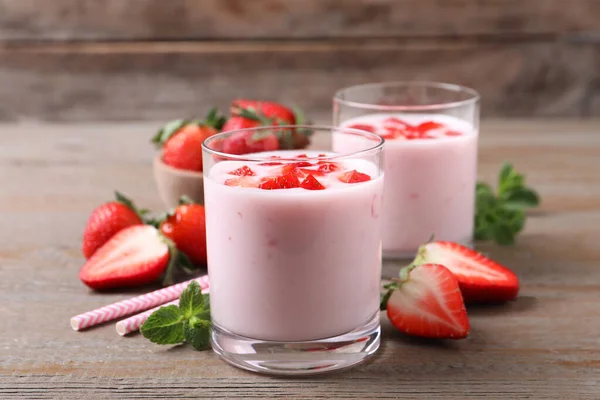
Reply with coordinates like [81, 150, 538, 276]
[202, 125, 384, 375]
[333, 82, 480, 275]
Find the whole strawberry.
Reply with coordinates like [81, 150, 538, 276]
[231, 99, 295, 125]
[158, 197, 207, 266]
[82, 192, 146, 259]
[223, 100, 313, 154]
[152, 108, 226, 172]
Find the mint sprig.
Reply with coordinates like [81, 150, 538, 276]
[475, 163, 540, 245]
[140, 281, 211, 351]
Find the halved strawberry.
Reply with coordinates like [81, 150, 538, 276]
[410, 241, 520, 304]
[224, 176, 259, 188]
[82, 192, 145, 259]
[300, 174, 325, 190]
[382, 264, 470, 339]
[79, 225, 171, 290]
[227, 165, 256, 176]
[338, 170, 371, 183]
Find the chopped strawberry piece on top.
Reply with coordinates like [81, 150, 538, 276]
[300, 174, 326, 190]
[338, 170, 371, 183]
[228, 165, 256, 176]
[225, 176, 259, 188]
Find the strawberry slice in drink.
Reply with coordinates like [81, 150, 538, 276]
[300, 174, 325, 190]
[338, 170, 371, 183]
[225, 176, 259, 188]
[416, 121, 444, 133]
[278, 164, 307, 179]
[227, 165, 256, 176]
[259, 171, 301, 190]
[317, 162, 339, 174]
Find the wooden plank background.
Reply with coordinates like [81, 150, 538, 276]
[0, 0, 600, 121]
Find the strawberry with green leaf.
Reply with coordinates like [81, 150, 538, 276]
[222, 100, 313, 154]
[152, 108, 226, 172]
[156, 196, 208, 267]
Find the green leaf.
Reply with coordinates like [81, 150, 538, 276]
[183, 318, 212, 351]
[499, 163, 513, 187]
[140, 305, 185, 345]
[178, 195, 195, 205]
[380, 288, 394, 311]
[476, 181, 494, 194]
[492, 223, 515, 245]
[152, 119, 188, 147]
[202, 294, 210, 314]
[292, 106, 314, 137]
[179, 281, 204, 319]
[501, 187, 540, 209]
[204, 107, 227, 130]
[474, 214, 493, 241]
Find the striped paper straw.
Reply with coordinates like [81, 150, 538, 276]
[70, 275, 210, 331]
[116, 285, 209, 336]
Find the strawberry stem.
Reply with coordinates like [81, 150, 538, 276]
[178, 195, 195, 205]
[114, 191, 151, 223]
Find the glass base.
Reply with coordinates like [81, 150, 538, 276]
[210, 312, 381, 376]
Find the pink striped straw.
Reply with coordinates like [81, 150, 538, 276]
[115, 285, 209, 336]
[70, 275, 210, 331]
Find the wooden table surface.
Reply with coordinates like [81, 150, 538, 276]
[2, 119, 600, 399]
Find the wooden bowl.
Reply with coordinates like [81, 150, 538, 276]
[153, 155, 204, 209]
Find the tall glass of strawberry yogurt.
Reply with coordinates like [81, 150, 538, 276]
[333, 82, 480, 274]
[202, 125, 384, 375]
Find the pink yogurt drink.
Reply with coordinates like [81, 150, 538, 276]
[204, 151, 383, 342]
[334, 113, 478, 257]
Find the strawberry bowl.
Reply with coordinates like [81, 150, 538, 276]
[153, 154, 204, 208]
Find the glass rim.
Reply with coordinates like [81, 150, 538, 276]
[202, 125, 384, 162]
[333, 81, 480, 111]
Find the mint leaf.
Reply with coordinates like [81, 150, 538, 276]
[499, 163, 513, 187]
[152, 119, 188, 147]
[184, 317, 212, 351]
[492, 223, 515, 245]
[179, 281, 204, 319]
[140, 305, 185, 345]
[501, 187, 540, 209]
[475, 163, 540, 246]
[498, 207, 526, 234]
